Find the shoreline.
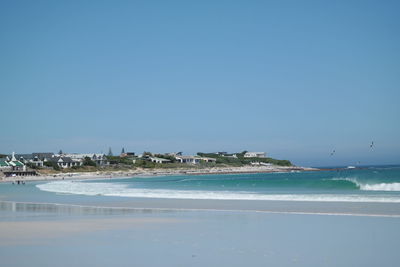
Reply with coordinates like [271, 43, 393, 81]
[2, 200, 400, 218]
[0, 165, 319, 183]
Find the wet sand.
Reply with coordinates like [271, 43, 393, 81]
[1, 204, 400, 267]
[0, 216, 183, 246]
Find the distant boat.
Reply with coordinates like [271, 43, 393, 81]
[347, 166, 356, 169]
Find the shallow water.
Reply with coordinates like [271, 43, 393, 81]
[35, 166, 400, 203]
[2, 166, 400, 216]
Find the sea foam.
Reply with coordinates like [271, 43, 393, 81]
[36, 181, 400, 203]
[332, 177, 400, 192]
[360, 182, 400, 191]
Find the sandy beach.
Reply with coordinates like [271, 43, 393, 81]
[0, 165, 318, 183]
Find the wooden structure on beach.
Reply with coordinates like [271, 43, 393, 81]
[2, 170, 38, 177]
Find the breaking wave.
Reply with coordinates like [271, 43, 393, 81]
[332, 178, 400, 192]
[37, 181, 400, 203]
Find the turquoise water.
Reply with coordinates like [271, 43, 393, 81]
[33, 165, 400, 203]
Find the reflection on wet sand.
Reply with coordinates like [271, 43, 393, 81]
[0, 201, 186, 246]
[0, 201, 176, 216]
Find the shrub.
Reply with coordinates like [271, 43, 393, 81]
[44, 161, 61, 171]
[83, 157, 97, 167]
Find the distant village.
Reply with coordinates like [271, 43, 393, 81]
[0, 149, 287, 178]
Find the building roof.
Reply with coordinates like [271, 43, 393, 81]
[61, 153, 106, 159]
[8, 160, 24, 167]
[167, 152, 182, 156]
[51, 156, 74, 163]
[0, 159, 9, 167]
[32, 153, 55, 160]
[15, 154, 35, 160]
[12, 161, 24, 167]
[175, 155, 198, 159]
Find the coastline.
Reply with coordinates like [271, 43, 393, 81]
[0, 165, 319, 183]
[2, 199, 400, 218]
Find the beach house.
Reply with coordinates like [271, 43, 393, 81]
[50, 156, 82, 168]
[0, 153, 38, 177]
[60, 153, 108, 166]
[15, 154, 45, 168]
[244, 152, 266, 158]
[175, 155, 201, 164]
[149, 157, 171, 164]
[5, 153, 26, 171]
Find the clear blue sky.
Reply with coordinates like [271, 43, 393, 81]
[1, 0, 399, 166]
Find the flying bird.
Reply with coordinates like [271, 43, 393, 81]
[370, 141, 374, 149]
[330, 150, 336, 156]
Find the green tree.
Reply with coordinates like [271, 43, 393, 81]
[44, 161, 61, 171]
[142, 151, 153, 157]
[83, 157, 97, 167]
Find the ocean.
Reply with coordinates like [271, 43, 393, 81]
[35, 165, 400, 203]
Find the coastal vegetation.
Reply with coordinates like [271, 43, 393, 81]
[1, 150, 292, 176]
[83, 157, 97, 167]
[197, 152, 292, 166]
[106, 155, 134, 165]
[44, 161, 61, 171]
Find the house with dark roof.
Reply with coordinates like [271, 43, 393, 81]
[14, 153, 55, 168]
[50, 156, 82, 168]
[32, 153, 54, 161]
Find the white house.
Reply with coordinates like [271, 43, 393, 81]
[149, 157, 171, 164]
[51, 156, 82, 168]
[244, 152, 266, 158]
[60, 153, 108, 166]
[175, 155, 201, 164]
[27, 156, 44, 167]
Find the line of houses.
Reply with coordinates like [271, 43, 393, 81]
[147, 155, 217, 164]
[0, 152, 109, 172]
[137, 151, 266, 164]
[1, 150, 267, 177]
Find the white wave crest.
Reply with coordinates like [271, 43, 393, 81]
[36, 181, 400, 203]
[360, 183, 400, 191]
[332, 177, 400, 192]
